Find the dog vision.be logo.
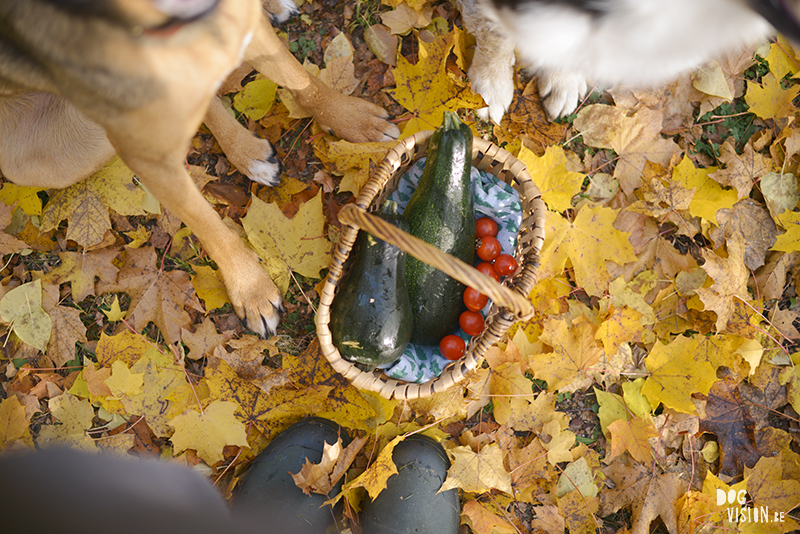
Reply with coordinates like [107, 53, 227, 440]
[716, 489, 787, 525]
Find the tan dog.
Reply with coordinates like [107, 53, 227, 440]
[0, 0, 399, 336]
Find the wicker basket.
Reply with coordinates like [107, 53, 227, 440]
[316, 130, 547, 400]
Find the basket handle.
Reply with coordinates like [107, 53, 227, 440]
[338, 204, 534, 320]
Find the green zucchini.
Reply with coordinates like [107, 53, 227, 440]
[330, 201, 413, 370]
[403, 111, 475, 345]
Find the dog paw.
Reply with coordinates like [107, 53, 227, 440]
[223, 258, 284, 337]
[470, 69, 514, 124]
[537, 70, 589, 120]
[261, 0, 299, 25]
[299, 78, 400, 142]
[228, 134, 282, 187]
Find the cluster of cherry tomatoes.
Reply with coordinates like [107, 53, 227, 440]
[439, 217, 518, 361]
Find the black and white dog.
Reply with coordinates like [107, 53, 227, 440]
[457, 0, 800, 122]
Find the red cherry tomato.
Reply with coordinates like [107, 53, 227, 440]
[493, 254, 518, 277]
[439, 334, 466, 361]
[459, 311, 485, 336]
[476, 236, 502, 262]
[476, 217, 499, 238]
[476, 261, 500, 281]
[463, 287, 489, 312]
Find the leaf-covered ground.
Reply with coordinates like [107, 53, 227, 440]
[1, 0, 800, 533]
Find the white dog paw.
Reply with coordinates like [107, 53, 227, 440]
[233, 136, 282, 187]
[470, 67, 514, 124]
[246, 155, 282, 187]
[263, 0, 298, 24]
[537, 70, 588, 120]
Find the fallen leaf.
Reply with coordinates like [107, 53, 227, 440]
[440, 443, 512, 494]
[292, 436, 367, 496]
[699, 378, 759, 478]
[242, 190, 332, 281]
[169, 399, 249, 465]
[37, 392, 97, 451]
[461, 500, 517, 534]
[538, 206, 638, 297]
[0, 396, 33, 450]
[98, 247, 204, 345]
[0, 279, 51, 352]
[600, 456, 685, 534]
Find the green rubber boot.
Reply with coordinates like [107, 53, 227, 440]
[362, 434, 460, 534]
[234, 417, 349, 534]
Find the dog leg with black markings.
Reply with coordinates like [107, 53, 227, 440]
[243, 16, 401, 143]
[203, 97, 282, 187]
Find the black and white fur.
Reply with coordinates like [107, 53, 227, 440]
[457, 0, 800, 122]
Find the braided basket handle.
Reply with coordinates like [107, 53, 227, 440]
[338, 204, 534, 320]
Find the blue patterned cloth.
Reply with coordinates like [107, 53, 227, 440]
[380, 158, 522, 383]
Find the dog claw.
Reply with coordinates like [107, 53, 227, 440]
[247, 300, 283, 338]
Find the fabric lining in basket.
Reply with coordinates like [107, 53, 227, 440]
[316, 131, 546, 400]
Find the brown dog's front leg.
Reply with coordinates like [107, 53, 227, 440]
[244, 17, 400, 142]
[122, 155, 283, 336]
[204, 97, 282, 186]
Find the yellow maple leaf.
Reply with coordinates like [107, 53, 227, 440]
[671, 155, 735, 224]
[767, 37, 798, 79]
[539, 206, 637, 297]
[104, 360, 144, 399]
[747, 451, 800, 512]
[596, 306, 644, 357]
[745, 72, 800, 120]
[37, 392, 97, 451]
[0, 183, 44, 216]
[124, 357, 189, 436]
[696, 234, 751, 332]
[517, 145, 585, 212]
[641, 336, 718, 414]
[191, 264, 231, 311]
[0, 279, 51, 352]
[233, 76, 277, 121]
[594, 388, 626, 439]
[489, 362, 535, 427]
[101, 295, 127, 322]
[621, 379, 652, 419]
[40, 157, 145, 248]
[391, 31, 484, 136]
[95, 329, 154, 367]
[558, 489, 599, 534]
[606, 418, 659, 463]
[461, 500, 517, 534]
[0, 396, 32, 450]
[123, 224, 151, 249]
[330, 435, 404, 504]
[381, 3, 431, 35]
[242, 190, 332, 281]
[772, 209, 800, 252]
[313, 138, 395, 195]
[45, 247, 120, 302]
[528, 316, 603, 392]
[709, 138, 776, 199]
[543, 419, 576, 465]
[204, 354, 335, 439]
[168, 399, 249, 465]
[440, 443, 512, 494]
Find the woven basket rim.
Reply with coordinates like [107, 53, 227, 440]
[315, 130, 546, 400]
